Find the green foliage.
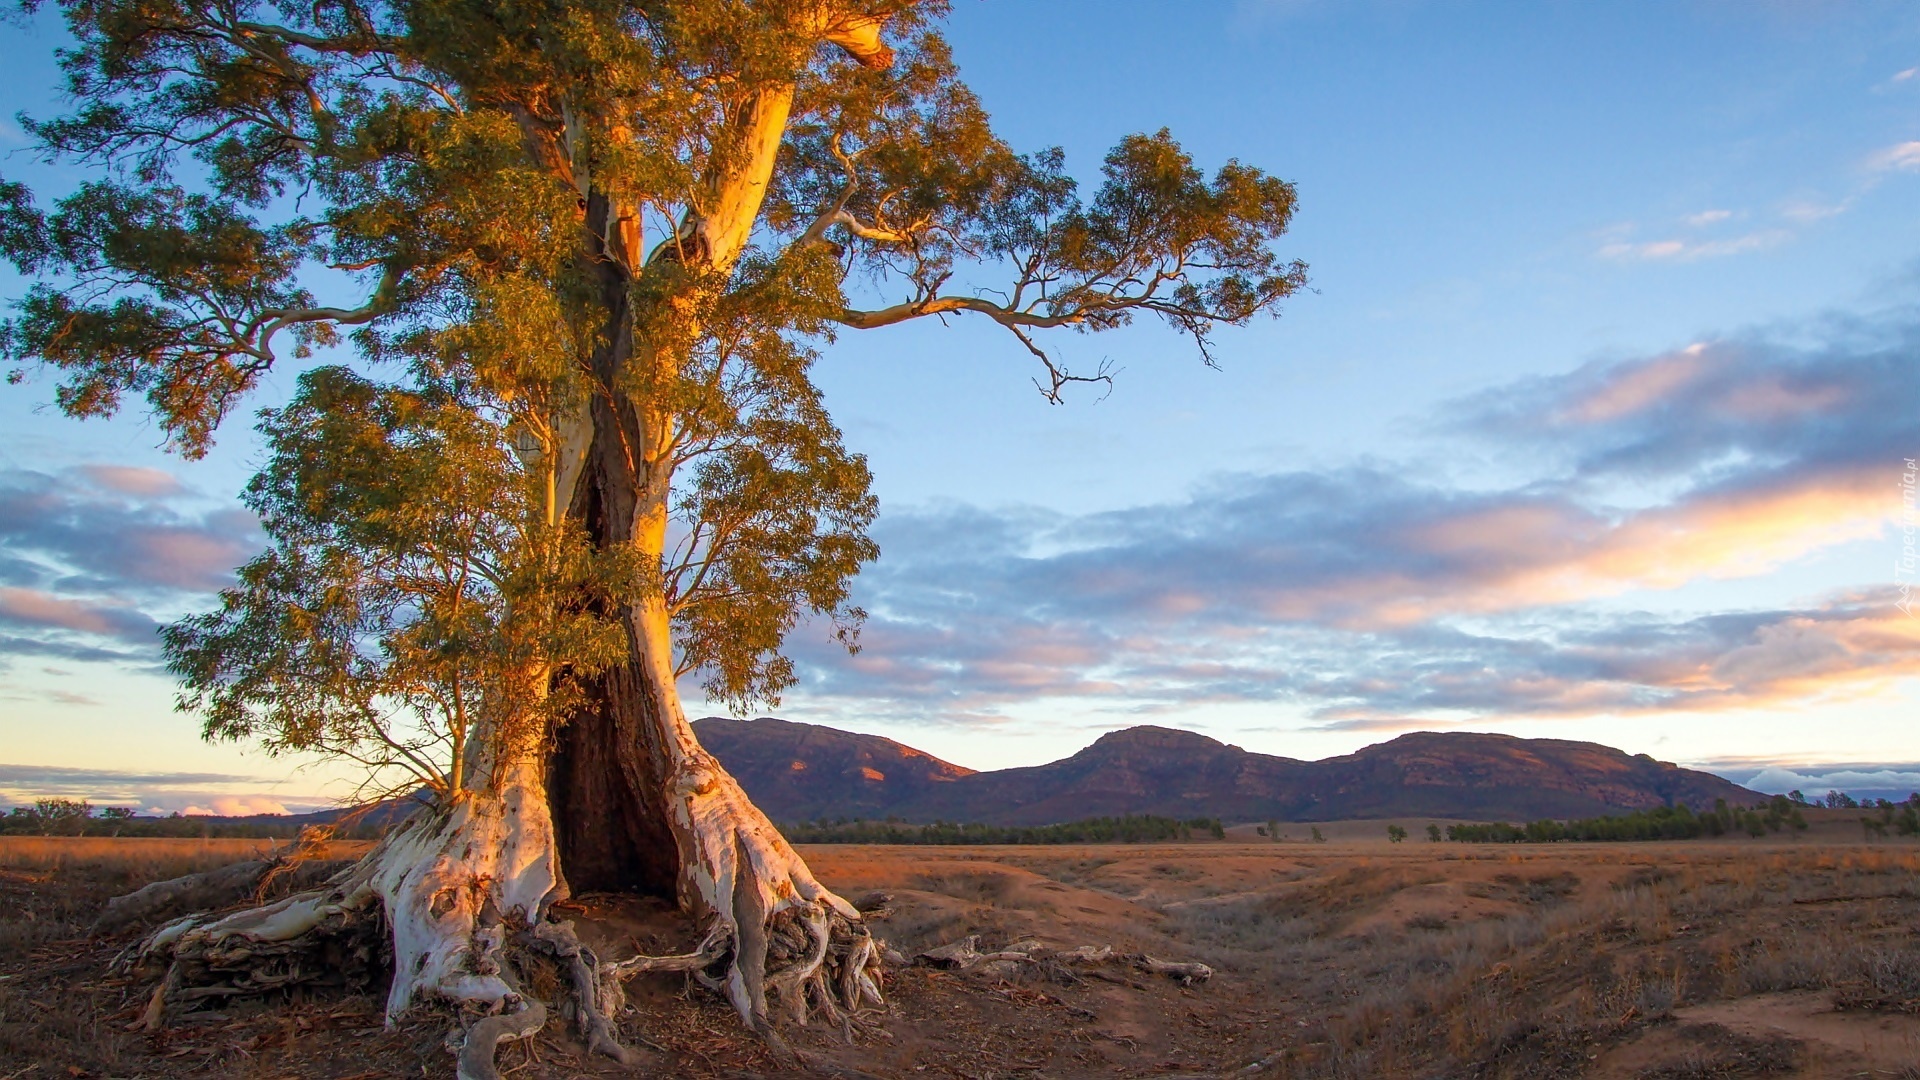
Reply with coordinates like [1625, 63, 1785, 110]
[654, 264, 879, 708]
[0, 805, 391, 839]
[1310, 826, 1325, 843]
[781, 814, 1226, 845]
[1385, 823, 1407, 843]
[163, 366, 628, 798]
[1863, 797, 1920, 839]
[1425, 823, 1442, 843]
[1442, 796, 1866, 844]
[3, 799, 95, 836]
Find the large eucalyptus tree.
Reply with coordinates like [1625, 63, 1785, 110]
[2, 0, 1304, 1069]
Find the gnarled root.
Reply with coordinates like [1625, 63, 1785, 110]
[521, 921, 635, 1065]
[654, 752, 890, 1036]
[454, 999, 548, 1080]
[763, 904, 887, 1026]
[591, 898, 889, 1040]
[95, 835, 353, 936]
[117, 751, 898, 1074]
[122, 857, 387, 1023]
[126, 771, 577, 1080]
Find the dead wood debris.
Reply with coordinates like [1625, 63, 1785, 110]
[913, 935, 1213, 985]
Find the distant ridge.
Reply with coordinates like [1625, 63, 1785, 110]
[694, 718, 1760, 826]
[694, 715, 975, 822]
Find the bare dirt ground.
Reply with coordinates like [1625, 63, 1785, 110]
[4, 827, 1918, 1079]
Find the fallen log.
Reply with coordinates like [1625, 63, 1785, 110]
[93, 856, 354, 936]
[914, 936, 1213, 985]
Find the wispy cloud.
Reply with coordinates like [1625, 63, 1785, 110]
[1597, 230, 1790, 262]
[1683, 209, 1733, 227]
[1868, 141, 1920, 173]
[74, 464, 189, 499]
[1781, 198, 1850, 223]
[0, 466, 258, 593]
[0, 587, 158, 643]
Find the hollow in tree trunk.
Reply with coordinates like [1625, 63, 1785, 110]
[131, 675, 882, 1079]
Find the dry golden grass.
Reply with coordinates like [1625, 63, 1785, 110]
[2, 835, 328, 874]
[1137, 843, 1920, 1078]
[4, 834, 1919, 1078]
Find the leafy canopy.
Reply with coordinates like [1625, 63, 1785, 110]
[2, 0, 1306, 737]
[164, 364, 631, 796]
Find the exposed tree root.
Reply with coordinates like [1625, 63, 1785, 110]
[521, 921, 634, 1065]
[116, 760, 892, 1078]
[454, 999, 548, 1080]
[93, 839, 352, 936]
[654, 747, 889, 1034]
[124, 860, 387, 1029]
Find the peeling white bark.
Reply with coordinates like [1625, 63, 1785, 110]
[130, 693, 884, 1075]
[375, 753, 559, 1018]
[619, 590, 879, 1029]
[131, 742, 566, 1080]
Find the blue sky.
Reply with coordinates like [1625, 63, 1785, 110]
[2, 1, 1918, 813]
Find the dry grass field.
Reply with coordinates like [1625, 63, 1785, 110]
[3, 829, 1918, 1078]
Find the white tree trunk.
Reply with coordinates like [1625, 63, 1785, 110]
[131, 688, 884, 1077]
[627, 591, 882, 1028]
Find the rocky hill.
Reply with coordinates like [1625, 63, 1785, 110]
[694, 715, 976, 822]
[692, 718, 1760, 826]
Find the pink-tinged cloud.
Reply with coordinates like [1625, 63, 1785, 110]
[0, 587, 155, 641]
[782, 308, 1917, 731]
[0, 466, 263, 596]
[74, 464, 186, 498]
[1552, 344, 1854, 428]
[116, 528, 257, 590]
[1555, 346, 1709, 423]
[1292, 594, 1920, 730]
[181, 796, 292, 816]
[1193, 469, 1894, 631]
[1484, 470, 1892, 607]
[1705, 608, 1920, 705]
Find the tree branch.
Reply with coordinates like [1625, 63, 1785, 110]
[250, 264, 404, 354]
[833, 294, 1084, 332]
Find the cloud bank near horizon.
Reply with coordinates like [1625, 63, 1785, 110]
[1, 301, 1914, 798]
[0, 763, 331, 816]
[781, 305, 1917, 733]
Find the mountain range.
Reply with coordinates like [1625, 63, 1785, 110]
[693, 717, 1761, 826]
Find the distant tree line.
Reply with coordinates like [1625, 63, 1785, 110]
[1439, 795, 1895, 844]
[1, 799, 386, 839]
[781, 814, 1227, 845]
[1857, 797, 1920, 839]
